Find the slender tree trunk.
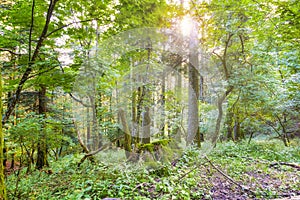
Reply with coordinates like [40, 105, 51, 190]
[211, 33, 234, 146]
[86, 106, 91, 150]
[92, 97, 100, 150]
[136, 86, 146, 143]
[36, 85, 48, 170]
[132, 91, 138, 144]
[225, 110, 234, 140]
[0, 68, 7, 200]
[199, 75, 204, 142]
[141, 107, 151, 144]
[233, 119, 241, 141]
[10, 153, 15, 170]
[97, 93, 103, 149]
[160, 71, 166, 137]
[211, 87, 233, 145]
[276, 115, 290, 147]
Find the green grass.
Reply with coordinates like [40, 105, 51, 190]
[6, 139, 300, 199]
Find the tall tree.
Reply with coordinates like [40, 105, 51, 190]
[187, 20, 200, 147]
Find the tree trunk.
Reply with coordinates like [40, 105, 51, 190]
[160, 70, 166, 137]
[187, 21, 200, 147]
[136, 86, 144, 143]
[132, 91, 138, 144]
[233, 120, 241, 141]
[0, 69, 7, 199]
[187, 62, 200, 146]
[174, 64, 183, 142]
[211, 87, 233, 146]
[118, 109, 132, 158]
[199, 75, 204, 142]
[225, 111, 234, 141]
[86, 106, 91, 150]
[36, 85, 48, 170]
[141, 107, 151, 144]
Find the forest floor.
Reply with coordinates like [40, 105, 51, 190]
[5, 139, 300, 199]
[206, 140, 300, 200]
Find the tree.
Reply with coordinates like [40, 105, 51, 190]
[187, 20, 200, 147]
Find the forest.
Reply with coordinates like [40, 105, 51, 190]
[0, 0, 299, 199]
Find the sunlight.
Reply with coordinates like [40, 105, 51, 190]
[180, 15, 194, 37]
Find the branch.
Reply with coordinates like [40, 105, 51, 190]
[73, 119, 90, 153]
[77, 136, 123, 167]
[27, 65, 58, 79]
[224, 33, 233, 58]
[0, 48, 23, 56]
[68, 93, 93, 108]
[31, 0, 58, 62]
[45, 18, 98, 38]
[222, 33, 234, 79]
[204, 155, 256, 196]
[259, 116, 282, 137]
[239, 34, 245, 59]
[269, 162, 300, 170]
[29, 0, 35, 62]
[212, 49, 223, 61]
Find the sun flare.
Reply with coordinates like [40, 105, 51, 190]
[180, 15, 194, 36]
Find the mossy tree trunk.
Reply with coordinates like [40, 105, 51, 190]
[118, 109, 132, 158]
[0, 68, 7, 200]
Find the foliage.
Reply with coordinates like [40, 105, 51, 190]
[5, 139, 300, 199]
[1, 0, 300, 198]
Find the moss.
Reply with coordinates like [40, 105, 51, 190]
[152, 139, 171, 146]
[138, 143, 155, 152]
[137, 139, 172, 152]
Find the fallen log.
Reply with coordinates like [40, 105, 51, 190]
[269, 162, 300, 170]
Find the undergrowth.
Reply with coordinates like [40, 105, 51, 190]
[6, 139, 300, 199]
